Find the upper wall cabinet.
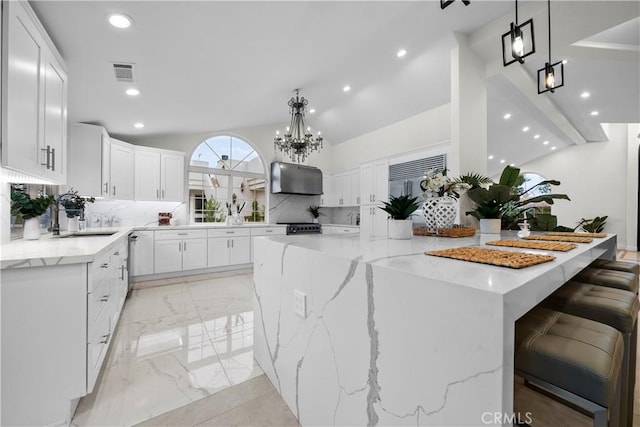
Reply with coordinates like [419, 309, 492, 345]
[68, 124, 110, 197]
[1, 0, 68, 184]
[134, 147, 184, 202]
[109, 139, 135, 200]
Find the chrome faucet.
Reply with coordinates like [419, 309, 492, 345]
[50, 197, 60, 236]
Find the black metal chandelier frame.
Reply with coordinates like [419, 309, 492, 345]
[273, 89, 323, 164]
[501, 0, 536, 67]
[537, 0, 565, 94]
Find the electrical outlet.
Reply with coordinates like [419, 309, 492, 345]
[294, 290, 307, 318]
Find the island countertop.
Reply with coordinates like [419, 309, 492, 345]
[252, 232, 617, 426]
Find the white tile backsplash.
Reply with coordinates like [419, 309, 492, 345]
[268, 193, 321, 224]
[85, 200, 187, 227]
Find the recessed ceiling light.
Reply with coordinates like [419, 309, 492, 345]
[343, 85, 351, 92]
[397, 49, 407, 58]
[500, 159, 505, 164]
[503, 113, 512, 120]
[551, 146, 557, 150]
[590, 110, 599, 116]
[126, 88, 140, 96]
[580, 91, 590, 99]
[533, 134, 540, 139]
[543, 140, 549, 145]
[488, 155, 494, 160]
[134, 122, 144, 129]
[522, 126, 530, 132]
[108, 13, 132, 29]
[309, 108, 316, 114]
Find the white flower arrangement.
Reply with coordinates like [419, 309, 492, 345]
[420, 169, 469, 199]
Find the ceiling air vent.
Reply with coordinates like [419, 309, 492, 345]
[113, 63, 135, 82]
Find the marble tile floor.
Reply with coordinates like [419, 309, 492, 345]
[74, 252, 640, 427]
[72, 271, 279, 426]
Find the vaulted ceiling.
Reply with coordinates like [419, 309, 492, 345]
[31, 1, 639, 172]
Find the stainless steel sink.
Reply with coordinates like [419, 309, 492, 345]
[58, 231, 118, 238]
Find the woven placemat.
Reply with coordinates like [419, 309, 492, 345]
[425, 246, 556, 269]
[413, 226, 476, 238]
[486, 239, 577, 252]
[545, 231, 607, 238]
[524, 235, 593, 244]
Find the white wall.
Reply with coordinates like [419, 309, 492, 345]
[518, 123, 638, 250]
[330, 104, 450, 172]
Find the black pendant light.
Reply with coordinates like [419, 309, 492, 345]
[537, 0, 565, 94]
[441, 0, 470, 10]
[501, 0, 535, 66]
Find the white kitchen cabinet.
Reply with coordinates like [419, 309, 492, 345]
[154, 229, 207, 273]
[130, 230, 155, 277]
[323, 225, 359, 234]
[68, 124, 111, 196]
[349, 169, 361, 206]
[110, 139, 135, 200]
[360, 159, 389, 205]
[360, 205, 388, 236]
[333, 172, 351, 206]
[321, 174, 334, 207]
[208, 228, 251, 267]
[134, 148, 185, 201]
[1, 0, 67, 184]
[134, 148, 161, 201]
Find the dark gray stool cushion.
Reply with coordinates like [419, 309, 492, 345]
[590, 259, 640, 277]
[542, 281, 639, 333]
[516, 307, 624, 408]
[573, 267, 638, 294]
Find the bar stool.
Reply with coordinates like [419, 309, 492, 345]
[589, 259, 640, 279]
[574, 267, 638, 294]
[542, 281, 639, 427]
[515, 307, 624, 427]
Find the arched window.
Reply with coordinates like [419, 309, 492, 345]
[189, 135, 266, 223]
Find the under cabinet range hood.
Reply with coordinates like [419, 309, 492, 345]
[270, 162, 323, 195]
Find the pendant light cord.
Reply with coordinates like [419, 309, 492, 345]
[547, 0, 552, 63]
[515, 0, 519, 24]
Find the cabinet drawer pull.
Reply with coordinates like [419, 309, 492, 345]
[226, 231, 235, 234]
[266, 230, 273, 233]
[100, 333, 111, 344]
[114, 251, 120, 256]
[177, 233, 187, 236]
[101, 263, 109, 269]
[100, 294, 110, 302]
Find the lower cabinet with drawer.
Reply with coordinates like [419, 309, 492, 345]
[208, 228, 251, 267]
[154, 229, 208, 273]
[0, 236, 129, 426]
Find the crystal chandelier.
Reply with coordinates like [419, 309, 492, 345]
[273, 89, 323, 163]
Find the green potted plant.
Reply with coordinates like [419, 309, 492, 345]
[58, 189, 95, 231]
[379, 194, 419, 239]
[307, 205, 324, 223]
[10, 186, 55, 240]
[465, 165, 570, 233]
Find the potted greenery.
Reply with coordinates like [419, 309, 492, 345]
[307, 205, 324, 223]
[379, 195, 419, 239]
[59, 189, 95, 231]
[10, 186, 55, 240]
[465, 165, 570, 233]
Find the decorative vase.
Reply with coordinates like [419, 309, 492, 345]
[421, 196, 458, 233]
[388, 219, 413, 240]
[480, 218, 502, 234]
[312, 218, 319, 224]
[23, 217, 41, 240]
[68, 217, 79, 232]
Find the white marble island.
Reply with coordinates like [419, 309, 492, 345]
[252, 232, 616, 426]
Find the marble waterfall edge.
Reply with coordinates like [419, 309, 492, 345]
[253, 236, 509, 426]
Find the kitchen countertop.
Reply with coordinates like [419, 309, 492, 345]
[252, 231, 617, 425]
[0, 223, 289, 269]
[0, 227, 134, 269]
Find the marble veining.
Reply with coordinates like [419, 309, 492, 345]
[253, 232, 618, 426]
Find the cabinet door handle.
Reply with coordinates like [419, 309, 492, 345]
[112, 185, 116, 196]
[40, 146, 51, 169]
[104, 182, 109, 194]
[51, 147, 56, 171]
[179, 242, 182, 252]
[183, 241, 187, 251]
[100, 333, 111, 344]
[231, 239, 234, 248]
[162, 189, 165, 199]
[227, 239, 230, 248]
[114, 251, 120, 256]
[157, 189, 160, 199]
[120, 266, 125, 281]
